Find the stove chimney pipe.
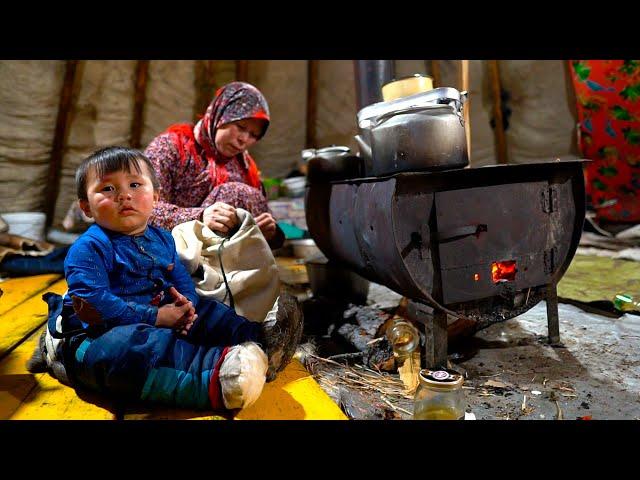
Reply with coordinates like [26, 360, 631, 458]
[353, 60, 395, 111]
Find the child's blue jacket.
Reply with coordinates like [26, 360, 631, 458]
[63, 223, 198, 330]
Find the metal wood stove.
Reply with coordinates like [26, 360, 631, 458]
[305, 161, 586, 368]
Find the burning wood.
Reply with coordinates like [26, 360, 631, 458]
[333, 304, 395, 370]
[342, 304, 389, 337]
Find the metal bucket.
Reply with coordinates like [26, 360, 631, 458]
[305, 256, 370, 305]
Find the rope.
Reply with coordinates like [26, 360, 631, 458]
[217, 237, 235, 310]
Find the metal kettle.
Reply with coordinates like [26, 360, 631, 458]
[355, 87, 469, 177]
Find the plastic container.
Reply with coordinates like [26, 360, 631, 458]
[414, 368, 465, 420]
[382, 74, 434, 102]
[281, 176, 307, 198]
[262, 177, 282, 200]
[2, 212, 46, 241]
[613, 294, 640, 312]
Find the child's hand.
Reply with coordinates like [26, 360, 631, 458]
[167, 287, 198, 335]
[156, 301, 195, 331]
[168, 287, 197, 320]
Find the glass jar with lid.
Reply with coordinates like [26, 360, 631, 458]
[414, 368, 465, 420]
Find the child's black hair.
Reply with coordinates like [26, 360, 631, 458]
[76, 146, 160, 200]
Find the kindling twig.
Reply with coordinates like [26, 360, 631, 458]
[380, 395, 412, 416]
[326, 352, 364, 362]
[354, 364, 384, 377]
[308, 354, 414, 400]
[554, 400, 563, 420]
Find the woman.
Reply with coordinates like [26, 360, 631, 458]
[145, 81, 284, 248]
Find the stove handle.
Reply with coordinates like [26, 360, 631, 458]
[437, 224, 487, 243]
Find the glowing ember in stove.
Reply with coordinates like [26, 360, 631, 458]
[491, 260, 516, 282]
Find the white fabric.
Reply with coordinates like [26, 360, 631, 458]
[613, 224, 640, 240]
[44, 314, 64, 367]
[262, 299, 278, 328]
[172, 209, 281, 323]
[219, 342, 268, 410]
[43, 313, 71, 386]
[575, 247, 640, 262]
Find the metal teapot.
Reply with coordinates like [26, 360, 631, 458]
[355, 87, 469, 177]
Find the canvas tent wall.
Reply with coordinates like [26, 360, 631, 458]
[0, 59, 580, 235]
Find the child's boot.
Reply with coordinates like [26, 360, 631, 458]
[259, 291, 304, 382]
[25, 330, 48, 373]
[25, 328, 71, 386]
[218, 342, 268, 409]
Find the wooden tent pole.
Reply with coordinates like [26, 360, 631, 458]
[194, 60, 216, 119]
[236, 60, 248, 82]
[45, 60, 79, 229]
[459, 60, 471, 163]
[130, 60, 150, 149]
[488, 60, 508, 164]
[306, 60, 319, 149]
[563, 60, 583, 157]
[429, 60, 441, 87]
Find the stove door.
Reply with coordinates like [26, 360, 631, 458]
[435, 181, 554, 304]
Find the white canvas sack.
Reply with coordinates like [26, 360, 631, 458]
[172, 208, 281, 323]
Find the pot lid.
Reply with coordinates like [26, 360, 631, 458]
[357, 87, 466, 129]
[302, 145, 351, 161]
[317, 145, 350, 153]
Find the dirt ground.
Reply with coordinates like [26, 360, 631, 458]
[301, 284, 640, 420]
[454, 301, 640, 420]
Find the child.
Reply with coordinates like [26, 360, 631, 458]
[26, 146, 303, 411]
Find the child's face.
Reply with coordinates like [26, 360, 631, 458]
[79, 163, 159, 236]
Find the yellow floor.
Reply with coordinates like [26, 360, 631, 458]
[2, 330, 117, 420]
[0, 274, 346, 420]
[0, 276, 67, 358]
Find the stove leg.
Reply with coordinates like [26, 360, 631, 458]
[425, 309, 448, 369]
[546, 283, 560, 345]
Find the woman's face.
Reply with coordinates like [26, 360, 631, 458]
[214, 118, 266, 158]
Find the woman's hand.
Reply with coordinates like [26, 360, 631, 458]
[202, 202, 238, 236]
[255, 212, 277, 241]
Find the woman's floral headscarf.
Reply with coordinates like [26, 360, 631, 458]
[166, 81, 270, 188]
[196, 81, 270, 152]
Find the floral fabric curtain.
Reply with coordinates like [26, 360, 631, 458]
[570, 60, 640, 223]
